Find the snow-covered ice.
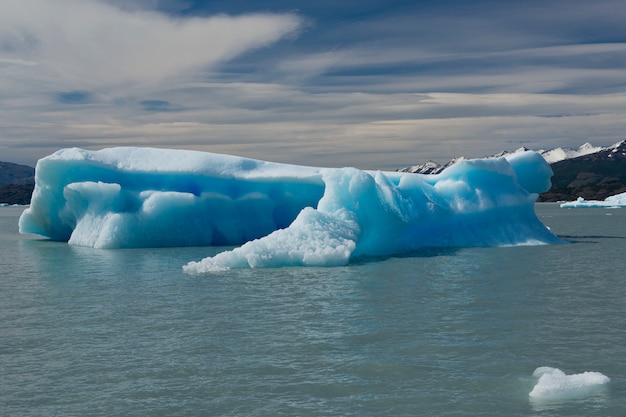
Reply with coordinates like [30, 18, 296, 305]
[529, 367, 610, 400]
[560, 192, 626, 208]
[19, 147, 563, 271]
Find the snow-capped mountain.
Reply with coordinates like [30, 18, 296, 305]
[538, 142, 605, 164]
[541, 140, 626, 201]
[399, 140, 625, 174]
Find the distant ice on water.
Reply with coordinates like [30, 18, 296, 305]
[561, 192, 626, 208]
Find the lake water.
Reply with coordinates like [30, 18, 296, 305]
[1, 204, 625, 416]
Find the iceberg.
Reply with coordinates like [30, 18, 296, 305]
[560, 192, 626, 208]
[19, 147, 562, 271]
[529, 367, 610, 400]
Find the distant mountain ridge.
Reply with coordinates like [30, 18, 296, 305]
[540, 140, 626, 202]
[399, 141, 621, 174]
[0, 161, 35, 185]
[399, 140, 626, 202]
[0, 161, 35, 205]
[539, 142, 604, 164]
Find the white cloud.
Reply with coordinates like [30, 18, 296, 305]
[4, 76, 626, 169]
[0, 0, 302, 90]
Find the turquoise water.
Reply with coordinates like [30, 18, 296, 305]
[1, 204, 625, 416]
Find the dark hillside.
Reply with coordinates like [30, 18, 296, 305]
[0, 184, 35, 205]
[0, 161, 35, 185]
[0, 161, 35, 204]
[539, 140, 626, 202]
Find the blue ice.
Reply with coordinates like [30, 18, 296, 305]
[18, 147, 563, 271]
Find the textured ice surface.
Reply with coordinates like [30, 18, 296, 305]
[19, 147, 562, 270]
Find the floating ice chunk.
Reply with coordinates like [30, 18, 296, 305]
[529, 367, 610, 400]
[560, 192, 626, 208]
[19, 147, 563, 270]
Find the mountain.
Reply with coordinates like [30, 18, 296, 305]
[399, 140, 626, 202]
[399, 143, 611, 175]
[0, 161, 35, 185]
[538, 142, 604, 164]
[0, 161, 35, 205]
[539, 140, 626, 202]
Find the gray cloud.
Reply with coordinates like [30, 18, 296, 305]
[0, 0, 302, 89]
[2, 0, 626, 169]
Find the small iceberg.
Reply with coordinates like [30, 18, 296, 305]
[529, 366, 610, 400]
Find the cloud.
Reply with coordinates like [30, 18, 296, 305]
[2, 0, 626, 169]
[55, 91, 94, 104]
[6, 77, 626, 169]
[0, 0, 302, 90]
[140, 99, 184, 112]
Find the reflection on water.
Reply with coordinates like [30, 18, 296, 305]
[529, 387, 611, 414]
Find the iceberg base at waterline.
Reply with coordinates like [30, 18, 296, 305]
[18, 147, 563, 271]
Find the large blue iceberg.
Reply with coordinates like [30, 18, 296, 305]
[19, 147, 562, 271]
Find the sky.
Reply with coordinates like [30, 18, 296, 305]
[2, 0, 626, 170]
